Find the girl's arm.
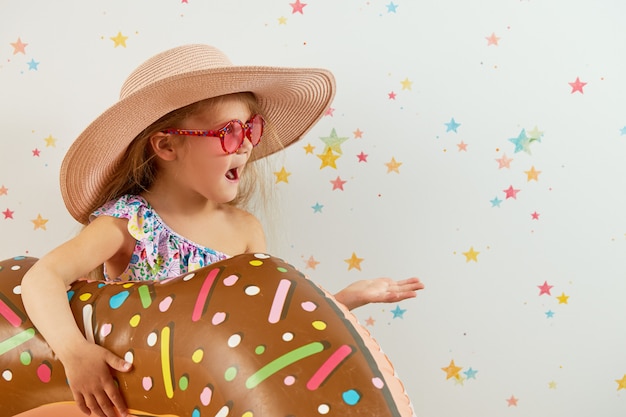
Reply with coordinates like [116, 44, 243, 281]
[21, 216, 134, 417]
[334, 277, 425, 310]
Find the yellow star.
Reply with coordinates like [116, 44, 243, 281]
[441, 360, 462, 380]
[548, 381, 557, 389]
[556, 292, 569, 304]
[462, 246, 479, 262]
[525, 166, 541, 181]
[273, 166, 291, 183]
[31, 214, 48, 230]
[303, 143, 315, 154]
[527, 126, 544, 140]
[344, 252, 364, 271]
[317, 148, 340, 169]
[278, 16, 288, 25]
[44, 134, 57, 147]
[400, 77, 413, 90]
[616, 374, 626, 391]
[385, 157, 402, 173]
[110, 31, 128, 48]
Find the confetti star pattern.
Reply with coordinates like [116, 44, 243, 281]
[110, 32, 129, 48]
[31, 214, 48, 230]
[569, 76, 587, 94]
[462, 246, 479, 262]
[385, 157, 402, 173]
[274, 167, 291, 183]
[441, 360, 462, 379]
[344, 252, 364, 271]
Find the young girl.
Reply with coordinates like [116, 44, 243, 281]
[21, 44, 424, 417]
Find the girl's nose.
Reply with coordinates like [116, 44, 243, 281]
[236, 135, 254, 154]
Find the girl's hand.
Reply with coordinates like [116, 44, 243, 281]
[61, 341, 132, 417]
[334, 277, 425, 310]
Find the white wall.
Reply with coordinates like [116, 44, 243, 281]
[1, 1, 625, 415]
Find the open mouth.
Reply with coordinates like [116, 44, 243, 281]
[225, 167, 239, 181]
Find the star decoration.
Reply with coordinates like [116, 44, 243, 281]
[110, 32, 129, 48]
[509, 129, 532, 153]
[274, 166, 291, 183]
[44, 135, 57, 147]
[353, 128, 363, 138]
[537, 281, 553, 296]
[462, 246, 479, 262]
[545, 310, 555, 318]
[569, 76, 587, 94]
[503, 185, 520, 199]
[463, 368, 478, 379]
[556, 292, 569, 304]
[525, 166, 541, 181]
[2, 208, 14, 219]
[0, 185, 7, 195]
[548, 381, 558, 389]
[506, 395, 518, 407]
[391, 305, 406, 319]
[303, 143, 315, 154]
[365, 316, 375, 326]
[311, 202, 323, 213]
[620, 126, 626, 135]
[278, 16, 288, 25]
[330, 176, 347, 191]
[325, 107, 335, 116]
[457, 141, 468, 151]
[495, 153, 513, 169]
[527, 126, 544, 141]
[616, 374, 626, 391]
[531, 211, 540, 220]
[31, 214, 48, 230]
[345, 252, 364, 271]
[317, 148, 340, 169]
[304, 256, 320, 269]
[400, 77, 412, 90]
[388, 91, 397, 100]
[490, 196, 502, 207]
[441, 360, 462, 380]
[385, 157, 402, 173]
[486, 32, 500, 46]
[27, 59, 40, 70]
[444, 118, 461, 132]
[357, 152, 368, 162]
[290, 0, 307, 14]
[32, 148, 41, 157]
[386, 2, 399, 12]
[10, 37, 28, 54]
[320, 128, 349, 154]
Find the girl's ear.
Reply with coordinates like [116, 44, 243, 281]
[149, 132, 179, 161]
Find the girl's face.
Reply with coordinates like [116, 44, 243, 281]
[164, 97, 255, 204]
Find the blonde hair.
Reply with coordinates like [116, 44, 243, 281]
[86, 92, 278, 278]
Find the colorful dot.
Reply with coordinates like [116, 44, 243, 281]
[179, 374, 189, 391]
[147, 332, 158, 347]
[245, 286, 261, 296]
[109, 291, 130, 309]
[255, 345, 266, 355]
[284, 375, 296, 386]
[192, 349, 204, 363]
[242, 412, 254, 417]
[282, 332, 294, 342]
[200, 385, 213, 406]
[372, 377, 385, 389]
[318, 404, 330, 414]
[225, 366, 237, 381]
[129, 314, 141, 327]
[223, 274, 239, 286]
[301, 301, 317, 312]
[212, 311, 227, 325]
[228, 333, 242, 348]
[192, 408, 201, 417]
[249, 260, 263, 267]
[342, 389, 361, 405]
[79, 293, 92, 302]
[159, 296, 174, 312]
[277, 267, 288, 273]
[20, 351, 32, 365]
[312, 320, 327, 330]
[2, 370, 12, 381]
[124, 351, 134, 364]
[122, 283, 134, 288]
[142, 376, 153, 390]
[36, 362, 52, 383]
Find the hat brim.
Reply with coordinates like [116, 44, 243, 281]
[60, 66, 335, 224]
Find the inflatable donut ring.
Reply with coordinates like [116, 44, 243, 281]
[0, 253, 414, 416]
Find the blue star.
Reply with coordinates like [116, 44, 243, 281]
[620, 126, 626, 135]
[311, 202, 323, 213]
[391, 305, 406, 319]
[27, 59, 39, 70]
[444, 118, 461, 133]
[509, 129, 531, 154]
[386, 2, 399, 12]
[545, 310, 555, 318]
[490, 196, 502, 207]
[463, 368, 478, 379]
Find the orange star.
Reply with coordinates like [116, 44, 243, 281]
[304, 256, 320, 270]
[441, 360, 462, 380]
[525, 165, 541, 181]
[353, 128, 363, 138]
[344, 252, 364, 271]
[486, 32, 500, 46]
[385, 157, 402, 173]
[0, 185, 7, 195]
[506, 395, 518, 407]
[31, 214, 48, 230]
[11, 37, 28, 54]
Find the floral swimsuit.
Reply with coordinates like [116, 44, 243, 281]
[90, 194, 229, 281]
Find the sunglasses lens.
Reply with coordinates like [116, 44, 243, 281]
[223, 121, 244, 153]
[248, 115, 264, 146]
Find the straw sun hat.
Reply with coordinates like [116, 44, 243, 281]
[60, 44, 336, 224]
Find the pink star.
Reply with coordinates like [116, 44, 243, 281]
[537, 281, 553, 296]
[457, 141, 468, 151]
[485, 32, 500, 46]
[506, 395, 519, 407]
[495, 153, 513, 169]
[290, 0, 307, 14]
[353, 128, 363, 138]
[0, 185, 7, 195]
[32, 148, 41, 157]
[388, 91, 396, 100]
[330, 176, 347, 190]
[304, 255, 320, 269]
[365, 316, 375, 326]
[324, 107, 335, 117]
[503, 185, 520, 199]
[10, 37, 28, 55]
[2, 208, 14, 219]
[357, 152, 368, 162]
[569, 77, 587, 94]
[531, 211, 540, 220]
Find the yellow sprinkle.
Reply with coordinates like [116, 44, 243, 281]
[192, 349, 204, 363]
[129, 314, 141, 327]
[79, 293, 92, 301]
[312, 320, 327, 330]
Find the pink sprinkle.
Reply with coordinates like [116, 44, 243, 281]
[372, 377, 385, 389]
[100, 323, 112, 338]
[159, 296, 173, 312]
[223, 274, 239, 286]
[301, 301, 317, 312]
[200, 386, 213, 406]
[142, 376, 153, 391]
[37, 363, 51, 383]
[212, 312, 227, 325]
